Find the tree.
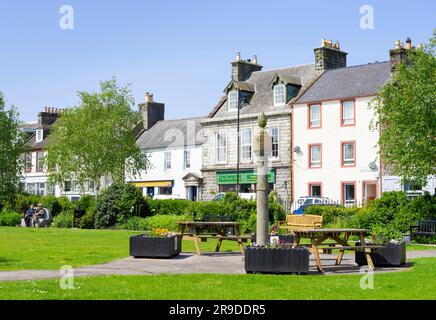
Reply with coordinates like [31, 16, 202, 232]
[0, 92, 26, 208]
[44, 79, 148, 193]
[371, 32, 436, 186]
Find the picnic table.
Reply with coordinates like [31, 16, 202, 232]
[178, 221, 251, 255]
[292, 228, 381, 273]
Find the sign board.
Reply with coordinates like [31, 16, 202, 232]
[216, 169, 276, 185]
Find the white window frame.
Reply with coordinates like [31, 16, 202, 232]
[342, 142, 355, 166]
[215, 131, 227, 164]
[310, 145, 321, 168]
[309, 104, 321, 127]
[342, 100, 355, 125]
[164, 151, 172, 171]
[267, 127, 279, 160]
[36, 129, 43, 142]
[273, 84, 286, 106]
[228, 90, 239, 111]
[184, 149, 191, 170]
[240, 129, 253, 162]
[343, 183, 356, 205]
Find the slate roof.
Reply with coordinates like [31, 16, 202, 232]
[24, 130, 49, 150]
[209, 63, 316, 118]
[296, 61, 391, 103]
[136, 117, 205, 149]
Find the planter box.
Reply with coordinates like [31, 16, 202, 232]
[355, 241, 406, 267]
[130, 234, 182, 258]
[245, 246, 309, 274]
[251, 234, 295, 245]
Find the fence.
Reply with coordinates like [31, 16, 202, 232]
[287, 199, 366, 214]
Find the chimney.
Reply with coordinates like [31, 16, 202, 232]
[314, 39, 347, 73]
[38, 107, 61, 126]
[138, 92, 165, 130]
[390, 37, 413, 71]
[231, 52, 263, 82]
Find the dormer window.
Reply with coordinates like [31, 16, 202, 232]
[228, 90, 239, 111]
[36, 129, 43, 142]
[274, 85, 286, 106]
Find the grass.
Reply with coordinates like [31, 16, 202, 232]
[0, 227, 433, 271]
[0, 227, 241, 271]
[0, 258, 435, 300]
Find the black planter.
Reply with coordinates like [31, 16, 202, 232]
[355, 241, 406, 267]
[245, 246, 310, 274]
[130, 234, 182, 258]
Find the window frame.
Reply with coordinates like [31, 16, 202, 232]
[36, 151, 44, 172]
[340, 99, 356, 127]
[308, 143, 322, 169]
[341, 140, 356, 167]
[341, 181, 356, 205]
[228, 90, 239, 111]
[308, 103, 322, 129]
[308, 182, 323, 197]
[240, 128, 253, 162]
[183, 149, 191, 170]
[36, 129, 43, 142]
[273, 84, 286, 106]
[164, 151, 172, 171]
[267, 127, 279, 160]
[25, 153, 33, 173]
[215, 130, 227, 164]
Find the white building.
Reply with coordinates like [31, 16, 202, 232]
[128, 94, 204, 201]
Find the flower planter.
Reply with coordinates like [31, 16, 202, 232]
[245, 246, 309, 274]
[251, 234, 295, 245]
[130, 234, 182, 258]
[355, 241, 406, 267]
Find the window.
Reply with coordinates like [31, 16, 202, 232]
[159, 187, 172, 195]
[36, 151, 44, 172]
[308, 104, 321, 128]
[25, 153, 32, 172]
[36, 129, 43, 142]
[342, 182, 356, 205]
[309, 144, 322, 168]
[341, 100, 355, 126]
[240, 129, 252, 161]
[274, 85, 286, 105]
[72, 181, 80, 192]
[216, 131, 227, 163]
[64, 181, 71, 192]
[164, 152, 171, 171]
[38, 183, 45, 196]
[47, 183, 55, 195]
[267, 127, 279, 159]
[228, 90, 239, 111]
[88, 180, 95, 192]
[341, 141, 355, 166]
[309, 183, 322, 197]
[26, 183, 37, 195]
[183, 150, 191, 170]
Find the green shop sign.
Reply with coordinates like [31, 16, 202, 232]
[216, 169, 276, 185]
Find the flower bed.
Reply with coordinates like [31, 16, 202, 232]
[355, 241, 406, 267]
[130, 228, 182, 258]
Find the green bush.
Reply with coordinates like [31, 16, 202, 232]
[146, 199, 191, 216]
[14, 194, 41, 214]
[94, 183, 147, 229]
[0, 210, 22, 226]
[74, 195, 96, 211]
[79, 206, 97, 229]
[40, 195, 62, 217]
[51, 210, 73, 228]
[183, 201, 227, 220]
[119, 214, 192, 232]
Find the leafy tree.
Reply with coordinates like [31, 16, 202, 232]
[44, 79, 148, 193]
[0, 92, 25, 209]
[371, 31, 436, 186]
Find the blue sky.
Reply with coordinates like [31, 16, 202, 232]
[0, 0, 434, 122]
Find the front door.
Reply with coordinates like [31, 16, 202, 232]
[363, 182, 377, 202]
[188, 186, 197, 201]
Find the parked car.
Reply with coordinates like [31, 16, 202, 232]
[292, 196, 338, 215]
[212, 192, 257, 201]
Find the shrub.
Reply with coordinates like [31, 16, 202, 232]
[119, 214, 192, 232]
[94, 183, 147, 229]
[183, 201, 227, 220]
[14, 194, 41, 214]
[74, 195, 96, 211]
[0, 210, 22, 226]
[146, 199, 190, 216]
[58, 196, 74, 211]
[51, 210, 73, 228]
[40, 195, 62, 217]
[79, 206, 97, 229]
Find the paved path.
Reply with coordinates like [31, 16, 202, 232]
[1, 250, 435, 281]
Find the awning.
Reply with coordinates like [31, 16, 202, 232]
[131, 181, 173, 188]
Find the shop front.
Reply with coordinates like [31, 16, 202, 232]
[131, 181, 174, 198]
[216, 169, 276, 193]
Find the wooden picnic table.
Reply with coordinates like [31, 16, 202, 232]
[292, 228, 378, 273]
[178, 221, 251, 255]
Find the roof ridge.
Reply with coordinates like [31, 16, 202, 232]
[325, 60, 390, 72]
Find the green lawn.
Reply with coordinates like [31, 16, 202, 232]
[0, 258, 435, 300]
[0, 227, 241, 271]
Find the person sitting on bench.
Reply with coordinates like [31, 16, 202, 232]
[32, 204, 46, 227]
[24, 204, 36, 227]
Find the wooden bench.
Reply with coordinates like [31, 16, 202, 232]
[279, 214, 323, 231]
[410, 220, 436, 241]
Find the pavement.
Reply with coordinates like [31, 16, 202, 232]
[0, 249, 435, 281]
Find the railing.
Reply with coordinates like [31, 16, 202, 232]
[288, 200, 366, 214]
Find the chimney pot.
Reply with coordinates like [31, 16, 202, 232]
[145, 92, 154, 102]
[405, 37, 412, 49]
[252, 55, 258, 64]
[394, 40, 401, 49]
[236, 52, 241, 62]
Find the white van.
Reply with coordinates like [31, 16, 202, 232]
[212, 192, 256, 201]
